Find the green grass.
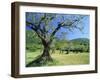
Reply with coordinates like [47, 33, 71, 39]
[26, 50, 42, 65]
[26, 50, 89, 67]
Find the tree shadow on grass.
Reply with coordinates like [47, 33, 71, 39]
[26, 55, 54, 67]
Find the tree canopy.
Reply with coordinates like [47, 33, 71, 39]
[26, 12, 86, 43]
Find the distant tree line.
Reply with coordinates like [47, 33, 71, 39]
[26, 30, 89, 54]
[54, 38, 89, 54]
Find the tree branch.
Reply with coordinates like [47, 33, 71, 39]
[27, 20, 46, 37]
[38, 13, 55, 35]
[26, 21, 46, 41]
[50, 16, 84, 42]
[50, 25, 61, 38]
[61, 16, 84, 27]
[35, 31, 45, 41]
[26, 21, 37, 28]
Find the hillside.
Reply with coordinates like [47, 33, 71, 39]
[70, 38, 89, 45]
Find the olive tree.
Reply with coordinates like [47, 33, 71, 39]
[26, 12, 85, 66]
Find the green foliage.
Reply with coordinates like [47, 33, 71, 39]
[70, 38, 89, 52]
[55, 38, 89, 53]
[70, 38, 89, 44]
[26, 30, 43, 52]
[26, 29, 89, 53]
[55, 39, 68, 49]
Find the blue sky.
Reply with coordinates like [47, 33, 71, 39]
[26, 12, 90, 40]
[67, 16, 90, 40]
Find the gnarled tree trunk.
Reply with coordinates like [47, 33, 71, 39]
[40, 40, 53, 61]
[26, 39, 53, 67]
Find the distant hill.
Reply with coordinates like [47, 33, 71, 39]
[70, 38, 89, 45]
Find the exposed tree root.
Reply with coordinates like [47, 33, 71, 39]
[26, 55, 53, 67]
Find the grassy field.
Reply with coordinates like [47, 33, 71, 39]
[26, 50, 89, 67]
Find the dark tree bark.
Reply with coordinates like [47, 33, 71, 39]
[26, 37, 53, 67]
[40, 39, 53, 61]
[41, 45, 52, 60]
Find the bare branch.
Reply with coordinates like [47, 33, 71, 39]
[26, 21, 46, 41]
[61, 16, 84, 27]
[50, 25, 61, 38]
[26, 21, 37, 30]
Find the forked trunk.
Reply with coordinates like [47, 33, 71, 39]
[26, 40, 53, 67]
[41, 43, 52, 61]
